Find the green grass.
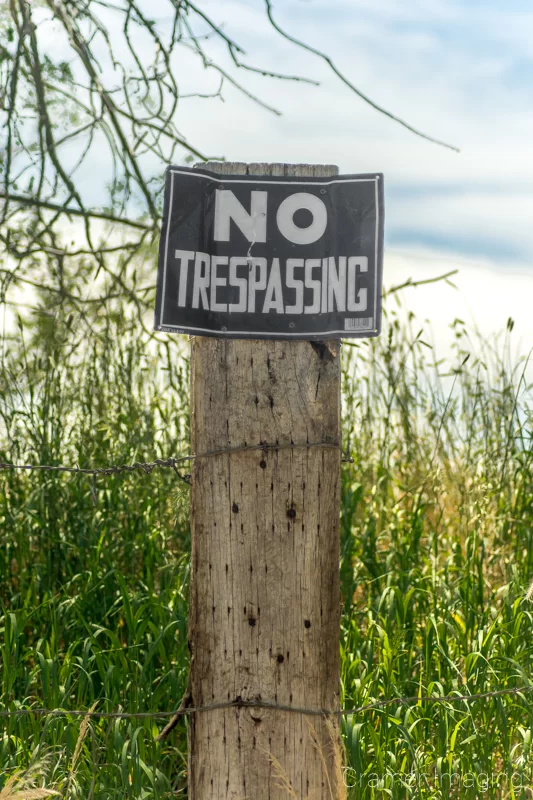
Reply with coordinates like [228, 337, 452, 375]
[2, 300, 533, 797]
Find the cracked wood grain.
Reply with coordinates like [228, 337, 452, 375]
[187, 162, 342, 799]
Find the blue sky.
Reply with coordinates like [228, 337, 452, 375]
[177, 0, 533, 353]
[176, 0, 533, 267]
[45, 0, 532, 268]
[32, 0, 533, 356]
[157, 0, 532, 356]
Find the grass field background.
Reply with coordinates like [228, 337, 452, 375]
[2, 290, 533, 798]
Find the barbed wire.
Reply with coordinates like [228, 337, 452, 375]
[0, 441, 354, 487]
[1, 450, 531, 736]
[1, 685, 532, 725]
[0, 455, 192, 481]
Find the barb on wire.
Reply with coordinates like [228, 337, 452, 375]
[1, 685, 532, 725]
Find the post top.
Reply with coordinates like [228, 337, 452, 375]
[196, 162, 339, 177]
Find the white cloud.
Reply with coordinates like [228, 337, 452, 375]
[383, 248, 533, 373]
[389, 190, 533, 261]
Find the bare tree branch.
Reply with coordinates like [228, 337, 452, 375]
[0, 191, 154, 230]
[264, 0, 460, 153]
[0, 0, 460, 347]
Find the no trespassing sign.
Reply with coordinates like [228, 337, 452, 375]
[155, 166, 384, 340]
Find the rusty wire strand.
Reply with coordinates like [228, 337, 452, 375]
[0, 440, 354, 483]
[1, 685, 532, 723]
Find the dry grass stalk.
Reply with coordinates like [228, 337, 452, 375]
[261, 717, 347, 800]
[261, 748, 298, 798]
[0, 704, 98, 800]
[307, 717, 347, 800]
[0, 757, 59, 800]
[325, 716, 347, 800]
[65, 702, 99, 798]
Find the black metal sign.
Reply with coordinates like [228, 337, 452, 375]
[155, 166, 384, 340]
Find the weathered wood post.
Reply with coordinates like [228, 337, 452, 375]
[188, 162, 343, 798]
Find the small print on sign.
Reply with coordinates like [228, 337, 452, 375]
[154, 166, 384, 340]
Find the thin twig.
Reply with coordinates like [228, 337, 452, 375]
[384, 270, 459, 296]
[264, 0, 460, 152]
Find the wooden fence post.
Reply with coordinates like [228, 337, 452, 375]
[188, 162, 342, 798]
